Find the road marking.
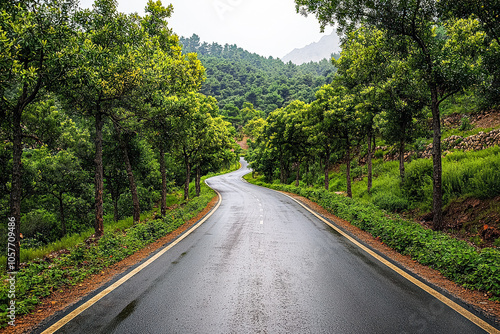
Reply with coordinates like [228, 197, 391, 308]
[41, 185, 223, 334]
[278, 192, 500, 334]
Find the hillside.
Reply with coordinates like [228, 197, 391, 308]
[179, 34, 337, 126]
[281, 30, 341, 65]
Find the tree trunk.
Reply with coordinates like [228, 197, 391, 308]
[279, 156, 285, 184]
[159, 146, 167, 216]
[58, 194, 66, 237]
[430, 87, 444, 230]
[115, 125, 141, 224]
[113, 192, 119, 222]
[367, 135, 373, 194]
[94, 110, 105, 237]
[346, 143, 352, 198]
[9, 107, 22, 272]
[195, 165, 201, 197]
[399, 138, 406, 183]
[324, 151, 330, 190]
[295, 158, 301, 187]
[184, 157, 191, 200]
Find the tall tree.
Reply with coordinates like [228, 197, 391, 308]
[140, 0, 205, 215]
[295, 0, 486, 229]
[1, 0, 77, 271]
[282, 101, 310, 187]
[336, 27, 427, 184]
[60, 0, 144, 237]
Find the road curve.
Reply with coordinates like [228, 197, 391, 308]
[36, 159, 495, 333]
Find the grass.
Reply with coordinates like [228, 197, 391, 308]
[316, 146, 500, 214]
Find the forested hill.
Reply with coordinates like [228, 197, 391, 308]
[180, 34, 337, 126]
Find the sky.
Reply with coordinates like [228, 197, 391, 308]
[78, 0, 337, 58]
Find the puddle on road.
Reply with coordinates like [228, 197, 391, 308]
[171, 251, 188, 265]
[99, 299, 138, 333]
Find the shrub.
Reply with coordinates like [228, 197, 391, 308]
[402, 159, 433, 203]
[459, 116, 474, 131]
[372, 192, 409, 212]
[21, 209, 61, 244]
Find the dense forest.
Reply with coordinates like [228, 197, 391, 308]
[180, 34, 338, 128]
[0, 0, 239, 271]
[246, 0, 500, 236]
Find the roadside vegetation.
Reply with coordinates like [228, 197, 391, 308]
[0, 165, 238, 325]
[244, 174, 500, 301]
[241, 0, 500, 300]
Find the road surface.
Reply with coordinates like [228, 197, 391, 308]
[37, 159, 496, 333]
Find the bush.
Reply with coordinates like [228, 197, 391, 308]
[459, 116, 474, 131]
[21, 209, 61, 245]
[372, 192, 409, 212]
[402, 158, 433, 203]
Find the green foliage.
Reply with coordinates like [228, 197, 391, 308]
[0, 166, 233, 325]
[442, 147, 500, 201]
[459, 116, 474, 131]
[371, 192, 409, 213]
[180, 34, 337, 119]
[402, 159, 433, 204]
[20, 209, 60, 245]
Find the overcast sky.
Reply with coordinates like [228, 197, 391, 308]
[78, 0, 336, 58]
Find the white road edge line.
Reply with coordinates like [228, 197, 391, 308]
[274, 189, 499, 333]
[41, 184, 222, 334]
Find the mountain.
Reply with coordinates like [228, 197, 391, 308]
[281, 31, 341, 65]
[179, 35, 337, 122]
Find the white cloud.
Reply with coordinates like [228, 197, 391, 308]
[77, 0, 337, 58]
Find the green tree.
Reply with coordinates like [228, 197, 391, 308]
[60, 0, 145, 236]
[25, 148, 90, 237]
[295, 0, 486, 229]
[264, 108, 290, 183]
[282, 101, 310, 186]
[1, 0, 77, 270]
[140, 0, 205, 214]
[309, 83, 357, 195]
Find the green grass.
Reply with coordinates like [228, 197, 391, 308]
[318, 146, 500, 214]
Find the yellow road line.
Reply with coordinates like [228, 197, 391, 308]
[280, 192, 499, 334]
[42, 187, 222, 334]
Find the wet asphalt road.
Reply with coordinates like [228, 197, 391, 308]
[38, 159, 492, 333]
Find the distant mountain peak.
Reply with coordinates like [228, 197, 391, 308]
[281, 31, 341, 65]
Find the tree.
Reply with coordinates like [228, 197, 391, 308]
[26, 148, 90, 237]
[1, 0, 77, 271]
[264, 108, 290, 184]
[140, 0, 205, 214]
[295, 0, 486, 229]
[111, 115, 141, 223]
[336, 27, 427, 184]
[282, 101, 310, 186]
[439, 1, 500, 109]
[60, 0, 144, 237]
[309, 83, 358, 195]
[334, 27, 387, 193]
